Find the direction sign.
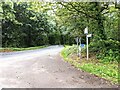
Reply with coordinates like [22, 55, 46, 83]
[87, 34, 92, 38]
[84, 27, 88, 34]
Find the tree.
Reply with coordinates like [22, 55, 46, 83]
[2, 2, 56, 47]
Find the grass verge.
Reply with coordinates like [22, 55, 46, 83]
[61, 45, 119, 84]
[0, 46, 47, 52]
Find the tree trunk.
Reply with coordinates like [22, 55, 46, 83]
[94, 2, 106, 40]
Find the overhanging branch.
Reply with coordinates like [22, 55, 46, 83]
[59, 2, 98, 20]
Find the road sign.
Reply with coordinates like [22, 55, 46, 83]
[87, 34, 92, 38]
[84, 27, 88, 34]
[80, 44, 85, 48]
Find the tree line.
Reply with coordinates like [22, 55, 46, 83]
[1, 1, 120, 61]
[1, 2, 73, 48]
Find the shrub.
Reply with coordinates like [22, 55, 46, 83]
[89, 39, 120, 62]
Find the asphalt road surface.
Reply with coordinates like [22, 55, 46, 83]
[0, 45, 118, 88]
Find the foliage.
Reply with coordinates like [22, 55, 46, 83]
[61, 45, 77, 58]
[57, 2, 119, 62]
[1, 2, 120, 62]
[1, 2, 61, 47]
[0, 45, 47, 52]
[89, 39, 120, 62]
[61, 45, 119, 84]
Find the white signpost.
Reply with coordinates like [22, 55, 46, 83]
[75, 37, 81, 57]
[75, 37, 79, 56]
[84, 27, 92, 60]
[79, 37, 81, 58]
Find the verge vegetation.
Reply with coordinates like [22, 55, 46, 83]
[0, 46, 47, 52]
[61, 45, 119, 84]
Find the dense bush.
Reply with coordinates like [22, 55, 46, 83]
[89, 39, 120, 62]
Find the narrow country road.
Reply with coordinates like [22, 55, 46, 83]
[0, 46, 117, 88]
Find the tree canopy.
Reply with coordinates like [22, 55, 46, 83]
[1, 1, 120, 61]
